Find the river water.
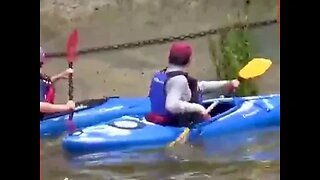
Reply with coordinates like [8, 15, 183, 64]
[42, 127, 279, 180]
[41, 0, 279, 179]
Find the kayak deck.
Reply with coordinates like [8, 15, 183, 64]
[40, 97, 150, 137]
[62, 94, 280, 155]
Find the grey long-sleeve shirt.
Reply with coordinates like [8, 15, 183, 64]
[165, 64, 230, 114]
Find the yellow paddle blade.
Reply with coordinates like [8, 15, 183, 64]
[238, 58, 272, 79]
[168, 128, 190, 147]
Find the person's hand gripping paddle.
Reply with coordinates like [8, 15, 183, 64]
[65, 29, 79, 134]
[168, 58, 273, 148]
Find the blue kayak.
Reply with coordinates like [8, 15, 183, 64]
[40, 96, 150, 137]
[62, 94, 280, 155]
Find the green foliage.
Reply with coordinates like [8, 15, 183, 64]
[208, 25, 259, 96]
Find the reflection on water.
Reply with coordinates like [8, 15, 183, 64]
[42, 127, 279, 179]
[67, 127, 280, 165]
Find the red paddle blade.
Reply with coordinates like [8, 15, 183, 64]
[67, 29, 79, 63]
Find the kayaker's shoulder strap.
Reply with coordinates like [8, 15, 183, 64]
[166, 71, 188, 79]
[185, 75, 200, 103]
[165, 71, 198, 85]
[163, 71, 188, 96]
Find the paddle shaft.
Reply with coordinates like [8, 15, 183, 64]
[171, 77, 256, 147]
[187, 100, 219, 127]
[68, 62, 74, 121]
[168, 101, 219, 147]
[68, 62, 73, 100]
[205, 101, 219, 114]
[64, 29, 79, 134]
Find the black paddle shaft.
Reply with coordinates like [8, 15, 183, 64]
[68, 62, 73, 100]
[68, 62, 74, 121]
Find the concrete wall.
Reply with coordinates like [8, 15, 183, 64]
[40, 0, 279, 102]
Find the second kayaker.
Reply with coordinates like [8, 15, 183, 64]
[146, 42, 240, 127]
[40, 46, 75, 120]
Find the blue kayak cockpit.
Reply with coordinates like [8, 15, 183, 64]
[203, 100, 236, 121]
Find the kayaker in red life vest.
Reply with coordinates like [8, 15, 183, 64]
[146, 42, 240, 127]
[40, 46, 75, 120]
